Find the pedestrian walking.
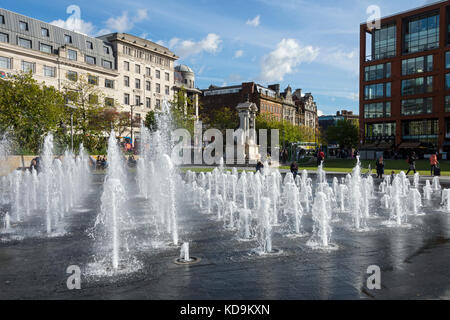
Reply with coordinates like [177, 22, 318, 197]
[405, 152, 417, 175]
[317, 150, 325, 166]
[430, 152, 439, 176]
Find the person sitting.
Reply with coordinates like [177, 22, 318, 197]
[30, 158, 38, 172]
[128, 155, 137, 168]
[375, 157, 384, 179]
[256, 161, 264, 173]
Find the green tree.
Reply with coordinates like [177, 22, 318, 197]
[202, 106, 239, 133]
[256, 113, 312, 146]
[0, 72, 65, 155]
[170, 87, 196, 134]
[144, 110, 157, 131]
[325, 119, 359, 149]
[62, 74, 107, 152]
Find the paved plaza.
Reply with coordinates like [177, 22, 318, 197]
[0, 172, 449, 300]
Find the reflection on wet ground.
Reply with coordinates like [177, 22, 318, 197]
[0, 173, 449, 299]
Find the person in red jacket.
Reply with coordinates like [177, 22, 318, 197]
[430, 152, 439, 176]
[317, 149, 325, 166]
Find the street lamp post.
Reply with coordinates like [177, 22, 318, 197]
[130, 102, 143, 148]
[65, 102, 77, 152]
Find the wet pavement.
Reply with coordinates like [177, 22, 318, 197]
[0, 172, 449, 300]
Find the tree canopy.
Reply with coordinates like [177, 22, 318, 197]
[325, 119, 359, 149]
[0, 72, 65, 154]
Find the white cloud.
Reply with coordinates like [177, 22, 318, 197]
[136, 9, 148, 21]
[319, 48, 359, 75]
[234, 50, 244, 58]
[102, 9, 148, 34]
[246, 15, 260, 27]
[168, 33, 222, 59]
[317, 110, 324, 117]
[50, 5, 95, 36]
[259, 39, 319, 82]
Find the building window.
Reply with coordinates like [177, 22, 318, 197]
[165, 85, 170, 95]
[165, 72, 170, 81]
[64, 35, 72, 44]
[86, 41, 93, 50]
[41, 28, 49, 37]
[135, 64, 141, 74]
[146, 97, 151, 108]
[0, 15, 4, 24]
[135, 95, 141, 106]
[103, 46, 110, 54]
[19, 21, 29, 31]
[404, 12, 439, 54]
[156, 83, 160, 93]
[364, 82, 391, 100]
[364, 63, 391, 81]
[40, 43, 52, 54]
[124, 76, 129, 87]
[446, 96, 450, 112]
[105, 79, 114, 89]
[0, 32, 8, 43]
[446, 74, 450, 91]
[402, 55, 433, 76]
[146, 81, 151, 91]
[146, 67, 151, 77]
[401, 76, 433, 96]
[68, 49, 77, 61]
[447, 52, 450, 69]
[401, 98, 433, 116]
[373, 24, 396, 60]
[43, 66, 56, 77]
[0, 56, 12, 69]
[135, 79, 141, 89]
[85, 55, 96, 65]
[365, 122, 396, 140]
[124, 61, 130, 71]
[67, 71, 78, 82]
[21, 61, 35, 73]
[156, 99, 161, 108]
[402, 119, 438, 142]
[88, 75, 98, 85]
[124, 93, 130, 105]
[105, 97, 114, 107]
[18, 38, 32, 49]
[156, 70, 160, 79]
[102, 60, 112, 69]
[364, 102, 391, 119]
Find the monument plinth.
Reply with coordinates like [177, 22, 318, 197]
[236, 101, 260, 163]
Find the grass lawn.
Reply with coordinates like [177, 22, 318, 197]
[281, 159, 450, 176]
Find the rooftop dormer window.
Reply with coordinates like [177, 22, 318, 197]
[19, 21, 29, 31]
[65, 35, 72, 44]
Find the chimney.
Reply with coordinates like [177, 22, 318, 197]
[268, 84, 280, 95]
[293, 89, 302, 99]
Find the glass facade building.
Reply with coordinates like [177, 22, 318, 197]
[360, 1, 450, 153]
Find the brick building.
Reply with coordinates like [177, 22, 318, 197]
[360, 0, 450, 155]
[200, 82, 318, 129]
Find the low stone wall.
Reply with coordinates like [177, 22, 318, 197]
[0, 155, 36, 176]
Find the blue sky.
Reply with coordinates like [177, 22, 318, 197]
[1, 0, 437, 115]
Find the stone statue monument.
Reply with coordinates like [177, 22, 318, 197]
[236, 99, 260, 163]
